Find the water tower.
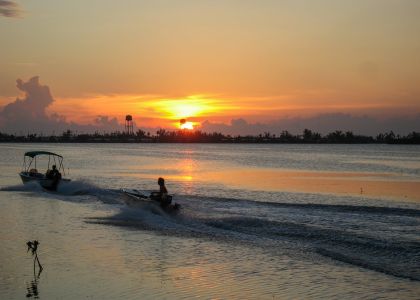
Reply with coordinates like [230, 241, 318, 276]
[125, 115, 134, 135]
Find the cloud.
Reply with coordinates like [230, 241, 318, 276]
[1, 76, 418, 136]
[92, 115, 120, 132]
[199, 119, 269, 136]
[0, 0, 22, 18]
[200, 114, 420, 136]
[0, 76, 58, 132]
[0, 76, 123, 134]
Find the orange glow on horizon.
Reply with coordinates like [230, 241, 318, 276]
[144, 96, 223, 120]
[180, 121, 195, 130]
[41, 92, 420, 131]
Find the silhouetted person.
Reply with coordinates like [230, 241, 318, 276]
[46, 165, 61, 189]
[46, 165, 60, 179]
[150, 177, 171, 208]
[158, 177, 168, 196]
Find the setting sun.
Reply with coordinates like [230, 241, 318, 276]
[180, 121, 194, 130]
[144, 97, 221, 122]
[157, 99, 208, 119]
[170, 102, 203, 119]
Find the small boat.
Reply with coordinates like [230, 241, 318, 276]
[19, 151, 71, 191]
[121, 188, 181, 211]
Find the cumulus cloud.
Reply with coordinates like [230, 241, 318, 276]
[0, 0, 22, 18]
[200, 114, 420, 136]
[0, 76, 123, 134]
[2, 77, 54, 121]
[92, 115, 120, 132]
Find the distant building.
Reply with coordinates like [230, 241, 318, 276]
[125, 115, 134, 135]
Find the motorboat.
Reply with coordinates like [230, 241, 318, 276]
[121, 188, 181, 212]
[19, 151, 70, 191]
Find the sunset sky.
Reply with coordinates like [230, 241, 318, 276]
[1, 0, 419, 134]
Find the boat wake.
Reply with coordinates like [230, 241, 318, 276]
[3, 183, 420, 281]
[1, 180, 122, 204]
[2, 180, 102, 195]
[87, 192, 420, 281]
[1, 182, 45, 192]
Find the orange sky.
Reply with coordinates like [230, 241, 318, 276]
[41, 91, 419, 129]
[1, 0, 419, 131]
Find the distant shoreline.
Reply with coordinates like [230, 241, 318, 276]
[1, 141, 419, 144]
[1, 129, 419, 144]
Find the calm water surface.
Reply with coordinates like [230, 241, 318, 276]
[0, 143, 419, 299]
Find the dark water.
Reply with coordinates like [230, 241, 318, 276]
[0, 143, 419, 299]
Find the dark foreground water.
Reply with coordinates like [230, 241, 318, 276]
[0, 143, 419, 299]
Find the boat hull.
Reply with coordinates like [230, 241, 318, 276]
[19, 172, 69, 191]
[121, 188, 180, 212]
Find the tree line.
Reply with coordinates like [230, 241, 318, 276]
[0, 129, 419, 144]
